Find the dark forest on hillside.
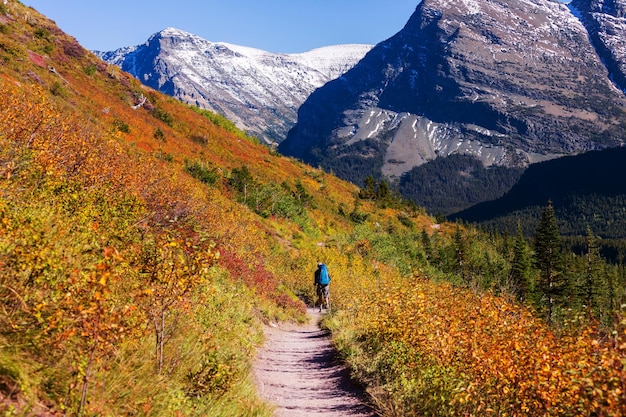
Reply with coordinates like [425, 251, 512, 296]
[451, 147, 626, 239]
[398, 154, 525, 215]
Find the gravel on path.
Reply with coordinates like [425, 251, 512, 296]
[253, 308, 377, 417]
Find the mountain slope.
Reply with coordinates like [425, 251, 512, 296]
[450, 146, 626, 239]
[279, 0, 626, 208]
[397, 154, 525, 215]
[97, 28, 372, 144]
[571, 0, 626, 93]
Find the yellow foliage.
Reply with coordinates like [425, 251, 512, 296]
[331, 275, 626, 416]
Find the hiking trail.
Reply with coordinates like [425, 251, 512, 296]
[253, 308, 377, 417]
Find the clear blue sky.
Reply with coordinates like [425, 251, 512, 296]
[21, 1, 419, 53]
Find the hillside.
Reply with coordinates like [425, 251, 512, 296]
[397, 154, 525, 216]
[2, 2, 626, 416]
[450, 146, 626, 238]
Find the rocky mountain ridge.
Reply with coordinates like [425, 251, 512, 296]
[279, 0, 626, 189]
[570, 0, 626, 94]
[97, 28, 372, 144]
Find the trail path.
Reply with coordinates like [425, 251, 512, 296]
[253, 308, 377, 417]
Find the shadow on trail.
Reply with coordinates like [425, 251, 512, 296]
[253, 308, 378, 417]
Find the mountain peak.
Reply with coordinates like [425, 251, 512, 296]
[98, 31, 372, 144]
[159, 27, 190, 37]
[279, 0, 626, 210]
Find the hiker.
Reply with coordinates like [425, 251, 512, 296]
[314, 262, 331, 311]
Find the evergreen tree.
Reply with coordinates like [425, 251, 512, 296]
[377, 180, 391, 206]
[581, 226, 604, 320]
[454, 224, 468, 285]
[605, 266, 619, 327]
[510, 222, 533, 302]
[359, 175, 377, 200]
[534, 201, 565, 323]
[294, 179, 314, 208]
[349, 196, 368, 224]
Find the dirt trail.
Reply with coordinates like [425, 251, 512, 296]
[253, 308, 377, 417]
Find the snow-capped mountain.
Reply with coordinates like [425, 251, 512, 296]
[97, 28, 372, 144]
[279, 0, 626, 195]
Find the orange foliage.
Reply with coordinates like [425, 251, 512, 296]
[355, 278, 626, 416]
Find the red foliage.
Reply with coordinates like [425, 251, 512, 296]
[27, 50, 46, 68]
[217, 247, 305, 313]
[61, 38, 85, 59]
[217, 248, 275, 297]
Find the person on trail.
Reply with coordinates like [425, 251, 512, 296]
[314, 262, 331, 312]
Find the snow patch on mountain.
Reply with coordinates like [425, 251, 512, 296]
[97, 28, 372, 144]
[279, 0, 626, 190]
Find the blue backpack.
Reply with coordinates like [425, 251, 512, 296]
[319, 264, 330, 285]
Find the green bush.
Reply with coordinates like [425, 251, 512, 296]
[154, 128, 166, 142]
[112, 118, 130, 133]
[34, 27, 50, 41]
[185, 160, 220, 186]
[83, 64, 97, 77]
[154, 150, 174, 162]
[50, 82, 67, 97]
[151, 106, 174, 126]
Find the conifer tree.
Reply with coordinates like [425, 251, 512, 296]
[454, 224, 468, 284]
[605, 266, 619, 326]
[377, 180, 391, 204]
[510, 222, 533, 302]
[581, 226, 604, 320]
[534, 201, 565, 322]
[359, 175, 377, 200]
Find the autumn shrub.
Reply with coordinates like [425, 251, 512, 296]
[184, 272, 264, 399]
[217, 246, 306, 320]
[328, 277, 626, 416]
[0, 182, 141, 414]
[0, 77, 281, 415]
[72, 271, 270, 416]
[61, 39, 85, 58]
